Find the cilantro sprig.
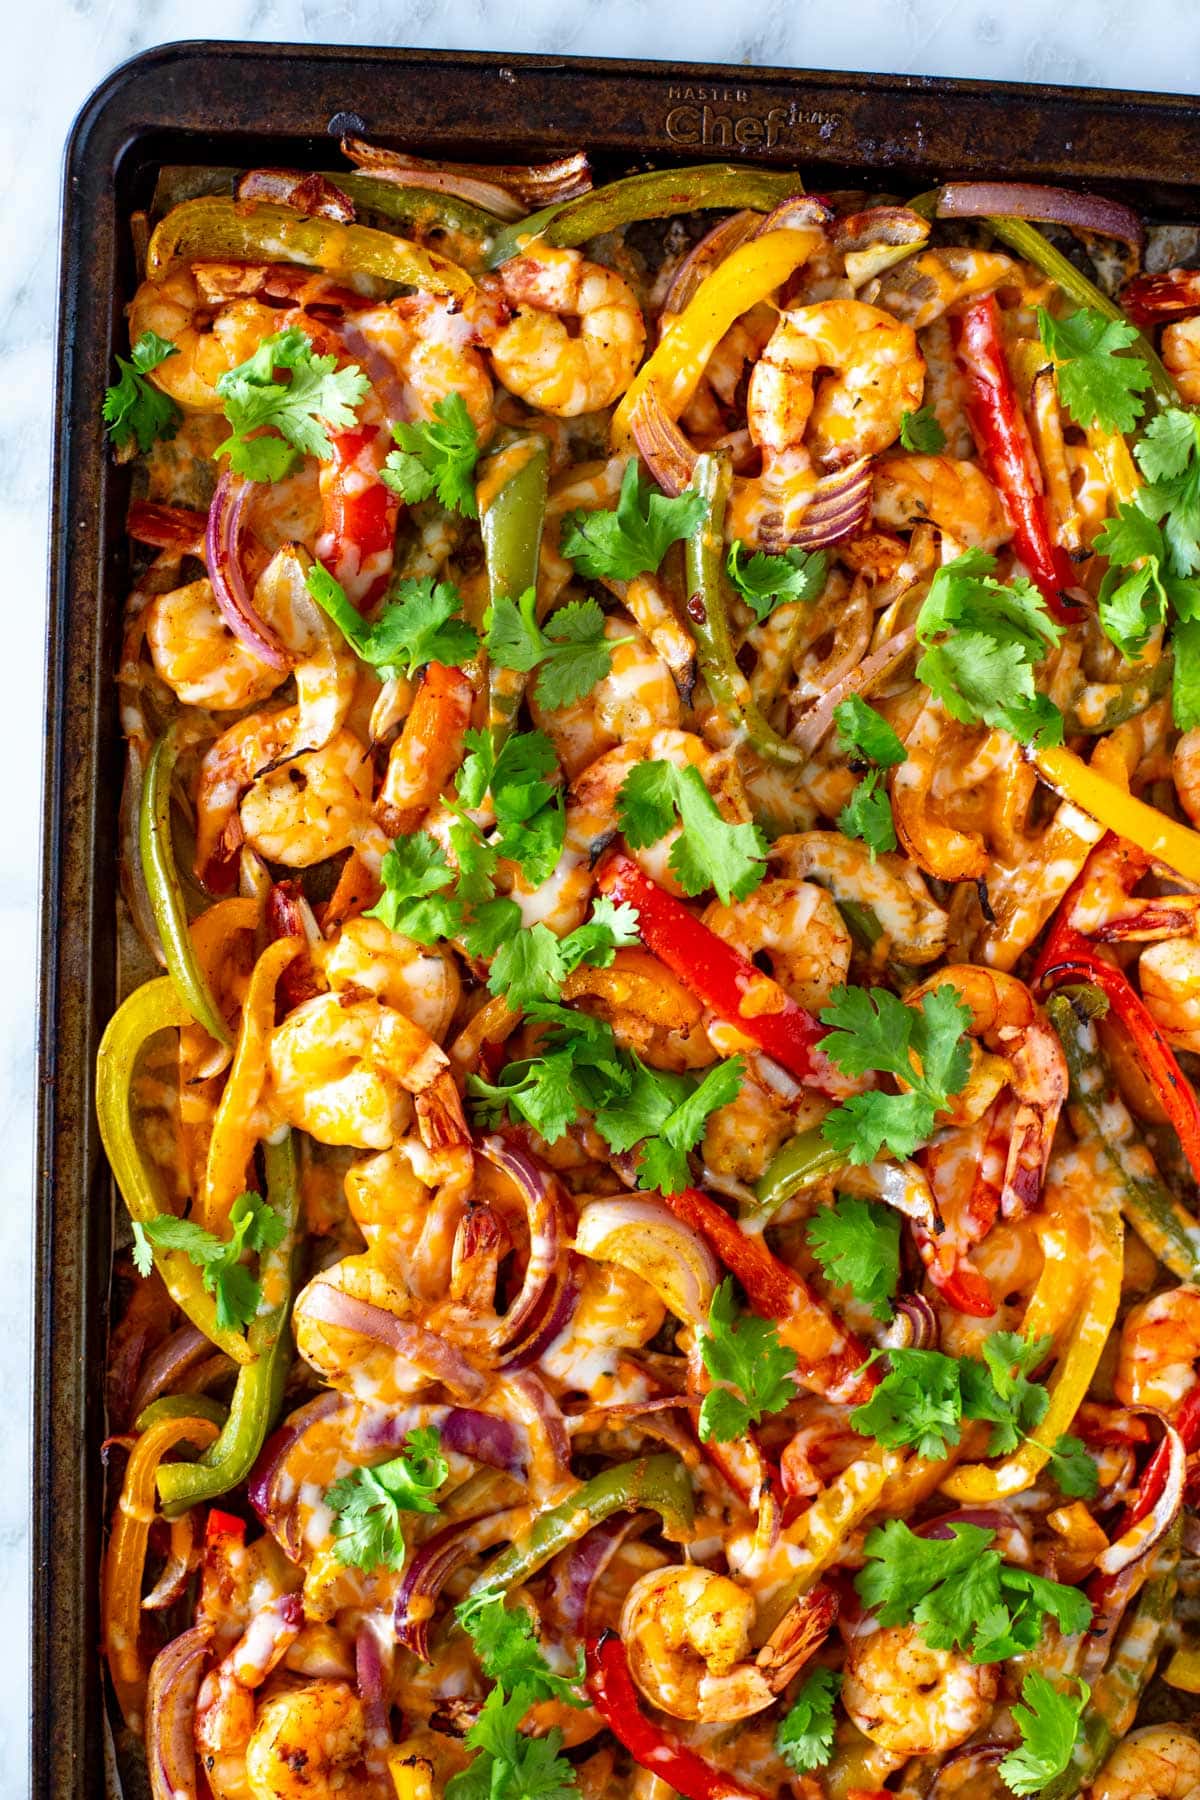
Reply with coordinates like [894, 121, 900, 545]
[486, 899, 640, 1008]
[1000, 1671, 1090, 1796]
[485, 591, 630, 710]
[381, 392, 480, 517]
[560, 460, 705, 582]
[131, 1191, 285, 1333]
[776, 1667, 841, 1776]
[806, 1196, 901, 1322]
[1038, 305, 1152, 434]
[817, 983, 973, 1163]
[915, 549, 1064, 747]
[306, 564, 479, 679]
[445, 1684, 580, 1800]
[326, 1426, 448, 1571]
[833, 696, 906, 860]
[698, 1277, 798, 1442]
[455, 1595, 586, 1709]
[899, 405, 947, 454]
[726, 541, 828, 624]
[617, 760, 767, 905]
[102, 330, 181, 454]
[1094, 503, 1200, 662]
[1137, 405, 1200, 577]
[857, 1519, 1093, 1665]
[214, 327, 369, 481]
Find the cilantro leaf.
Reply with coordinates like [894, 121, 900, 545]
[833, 696, 907, 768]
[215, 327, 369, 480]
[102, 330, 181, 454]
[1045, 1433, 1101, 1500]
[485, 902, 639, 1008]
[485, 590, 625, 709]
[138, 1191, 284, 1333]
[899, 405, 947, 454]
[817, 984, 972, 1163]
[959, 1331, 1051, 1457]
[838, 772, 897, 859]
[999, 1672, 1090, 1796]
[307, 563, 478, 679]
[456, 1596, 586, 1707]
[1038, 306, 1151, 433]
[327, 1427, 449, 1571]
[130, 1220, 154, 1277]
[1174, 616, 1200, 730]
[914, 549, 1064, 747]
[445, 1686, 580, 1800]
[381, 392, 480, 516]
[1136, 407, 1200, 578]
[726, 541, 828, 624]
[1094, 501, 1200, 663]
[632, 1055, 745, 1196]
[560, 459, 705, 582]
[850, 1348, 965, 1460]
[806, 1196, 900, 1321]
[698, 1276, 798, 1442]
[366, 831, 462, 942]
[776, 1667, 840, 1775]
[617, 760, 767, 905]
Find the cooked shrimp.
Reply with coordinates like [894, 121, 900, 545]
[487, 245, 646, 415]
[239, 729, 375, 868]
[1175, 727, 1200, 829]
[620, 1566, 833, 1723]
[245, 1679, 373, 1800]
[770, 832, 950, 966]
[872, 455, 1012, 552]
[530, 616, 681, 779]
[1089, 1724, 1200, 1800]
[749, 299, 924, 468]
[349, 296, 494, 439]
[195, 1594, 303, 1800]
[874, 249, 1017, 329]
[376, 661, 474, 837]
[267, 992, 466, 1151]
[1163, 316, 1200, 406]
[1140, 937, 1200, 1052]
[702, 878, 851, 1012]
[145, 578, 283, 711]
[127, 266, 280, 411]
[562, 947, 716, 1071]
[1115, 1285, 1200, 1414]
[346, 1138, 472, 1296]
[317, 916, 460, 1042]
[841, 1623, 997, 1756]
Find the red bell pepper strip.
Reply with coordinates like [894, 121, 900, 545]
[595, 852, 842, 1093]
[316, 425, 399, 608]
[660, 1185, 875, 1404]
[953, 294, 1080, 622]
[1121, 269, 1200, 327]
[586, 1633, 772, 1800]
[1124, 1384, 1200, 1535]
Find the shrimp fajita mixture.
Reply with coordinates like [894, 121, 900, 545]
[98, 146, 1200, 1800]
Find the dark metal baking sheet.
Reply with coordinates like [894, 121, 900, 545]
[37, 38, 1200, 1796]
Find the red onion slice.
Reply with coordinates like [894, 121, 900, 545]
[937, 181, 1145, 251]
[145, 1625, 211, 1800]
[506, 1370, 573, 1495]
[249, 1389, 345, 1556]
[355, 1617, 395, 1774]
[130, 1324, 227, 1419]
[502, 1254, 583, 1371]
[394, 1507, 527, 1660]
[342, 137, 592, 209]
[439, 1407, 527, 1476]
[754, 196, 835, 237]
[142, 1512, 197, 1611]
[883, 1292, 940, 1351]
[762, 455, 875, 552]
[629, 385, 697, 497]
[1097, 1411, 1185, 1576]
[789, 625, 917, 756]
[295, 1282, 487, 1402]
[236, 168, 356, 223]
[546, 1513, 649, 1640]
[206, 471, 290, 670]
[477, 1136, 566, 1353]
[917, 1506, 1018, 1540]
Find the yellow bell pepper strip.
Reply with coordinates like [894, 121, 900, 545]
[1030, 740, 1200, 886]
[755, 1451, 901, 1636]
[684, 452, 805, 766]
[96, 980, 255, 1365]
[1040, 1520, 1180, 1800]
[1050, 987, 1200, 1281]
[158, 1132, 300, 1517]
[201, 936, 301, 1234]
[940, 1117, 1123, 1503]
[485, 163, 807, 269]
[140, 724, 231, 1047]
[611, 227, 824, 452]
[146, 197, 473, 298]
[1164, 1642, 1200, 1694]
[478, 436, 549, 751]
[101, 1410, 220, 1729]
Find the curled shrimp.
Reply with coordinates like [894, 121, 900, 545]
[619, 1565, 834, 1723]
[145, 578, 284, 711]
[238, 730, 376, 870]
[1139, 937, 1200, 1052]
[841, 1623, 997, 1756]
[245, 1679, 374, 1800]
[872, 454, 1011, 552]
[530, 615, 681, 779]
[195, 1594, 303, 1800]
[702, 878, 851, 1012]
[317, 916, 461, 1042]
[127, 266, 280, 411]
[346, 1137, 473, 1298]
[770, 831, 950, 967]
[1163, 317, 1200, 405]
[348, 296, 494, 440]
[1115, 1285, 1200, 1415]
[267, 992, 467, 1151]
[486, 245, 646, 415]
[1089, 1724, 1200, 1800]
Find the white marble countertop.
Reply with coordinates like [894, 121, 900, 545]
[4, 1, 1199, 1789]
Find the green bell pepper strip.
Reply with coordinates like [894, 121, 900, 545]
[157, 1131, 300, 1517]
[485, 163, 804, 268]
[146, 197, 474, 298]
[1048, 988, 1200, 1281]
[685, 451, 804, 767]
[1064, 654, 1174, 735]
[753, 1127, 845, 1217]
[1039, 1518, 1181, 1800]
[140, 724, 231, 1046]
[461, 1454, 693, 1610]
[96, 979, 254, 1366]
[324, 173, 498, 253]
[479, 436, 549, 750]
[136, 1393, 229, 1432]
